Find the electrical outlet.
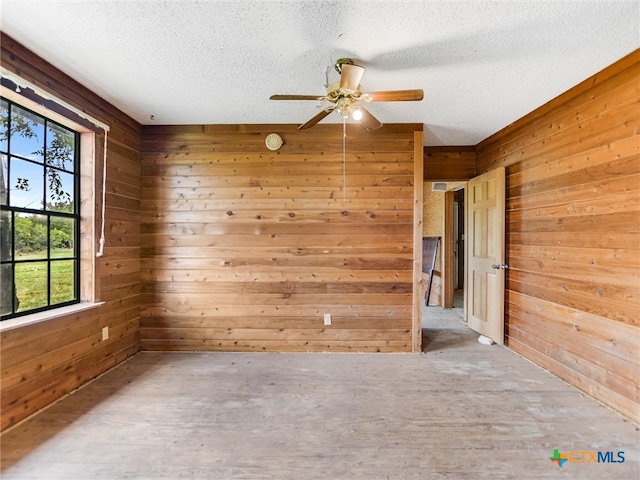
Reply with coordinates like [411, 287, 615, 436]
[323, 313, 331, 326]
[102, 326, 109, 341]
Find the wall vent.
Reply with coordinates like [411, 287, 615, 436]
[431, 182, 447, 192]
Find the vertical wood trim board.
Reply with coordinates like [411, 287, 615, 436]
[0, 34, 142, 431]
[476, 50, 640, 423]
[412, 131, 424, 352]
[141, 123, 422, 353]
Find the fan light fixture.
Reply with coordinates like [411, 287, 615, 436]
[269, 58, 424, 131]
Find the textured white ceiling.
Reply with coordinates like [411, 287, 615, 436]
[1, 1, 638, 145]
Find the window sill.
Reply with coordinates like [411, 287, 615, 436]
[0, 302, 105, 332]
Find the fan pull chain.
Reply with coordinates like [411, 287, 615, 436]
[342, 117, 346, 201]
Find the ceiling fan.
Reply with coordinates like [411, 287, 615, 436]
[270, 58, 424, 131]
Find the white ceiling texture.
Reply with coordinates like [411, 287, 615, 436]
[1, 1, 638, 146]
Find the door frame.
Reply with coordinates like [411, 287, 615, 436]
[443, 191, 455, 308]
[442, 185, 466, 308]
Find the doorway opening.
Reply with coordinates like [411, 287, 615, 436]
[422, 183, 468, 351]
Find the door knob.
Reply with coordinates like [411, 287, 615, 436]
[491, 264, 509, 270]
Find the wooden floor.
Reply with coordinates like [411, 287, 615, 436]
[1, 308, 638, 479]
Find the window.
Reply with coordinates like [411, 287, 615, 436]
[1, 97, 80, 320]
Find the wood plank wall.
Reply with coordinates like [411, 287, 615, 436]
[140, 123, 420, 352]
[0, 34, 142, 431]
[476, 50, 640, 423]
[424, 146, 476, 181]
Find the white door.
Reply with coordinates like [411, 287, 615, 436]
[465, 167, 506, 344]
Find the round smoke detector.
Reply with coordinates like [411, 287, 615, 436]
[265, 133, 283, 151]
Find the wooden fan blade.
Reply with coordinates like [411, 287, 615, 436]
[270, 94, 325, 101]
[361, 89, 424, 102]
[359, 107, 383, 131]
[299, 106, 335, 130]
[339, 64, 365, 94]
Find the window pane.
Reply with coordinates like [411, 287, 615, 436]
[51, 259, 75, 305]
[10, 105, 44, 162]
[0, 264, 14, 315]
[50, 216, 75, 258]
[1, 154, 7, 205]
[0, 99, 8, 153]
[10, 158, 44, 209]
[15, 214, 47, 260]
[15, 261, 48, 311]
[47, 123, 75, 173]
[1, 98, 80, 320]
[1, 210, 12, 261]
[46, 168, 74, 213]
